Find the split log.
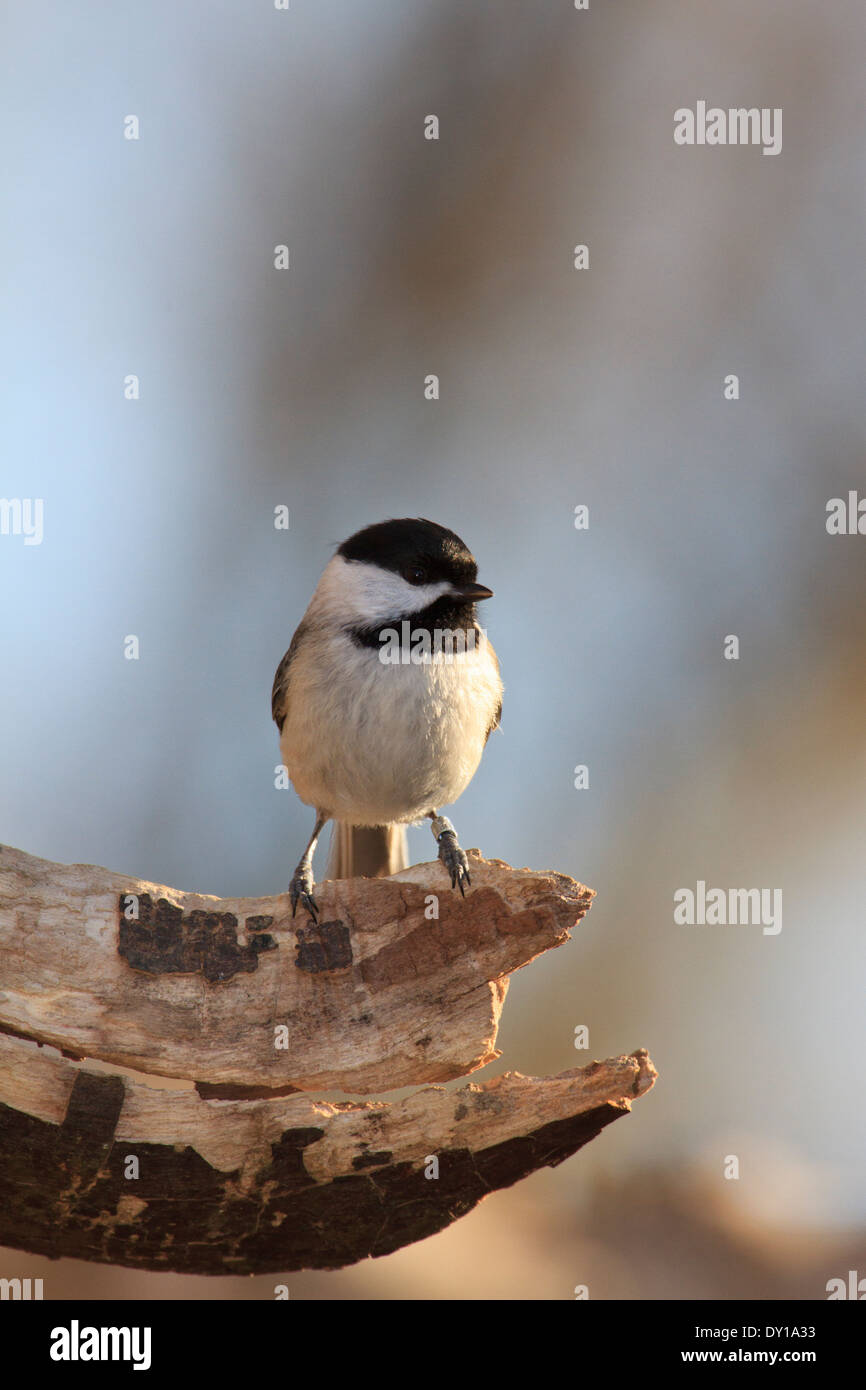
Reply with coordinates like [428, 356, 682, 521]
[0, 843, 594, 1095]
[0, 1029, 656, 1275]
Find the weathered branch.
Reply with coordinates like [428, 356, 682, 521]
[0, 841, 656, 1274]
[0, 844, 594, 1094]
[0, 1029, 656, 1274]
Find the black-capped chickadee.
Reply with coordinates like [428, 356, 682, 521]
[272, 517, 503, 918]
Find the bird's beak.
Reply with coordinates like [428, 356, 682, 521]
[451, 581, 494, 602]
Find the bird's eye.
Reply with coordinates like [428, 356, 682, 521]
[403, 564, 429, 586]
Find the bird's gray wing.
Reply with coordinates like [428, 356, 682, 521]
[484, 640, 502, 744]
[484, 697, 502, 744]
[271, 621, 308, 733]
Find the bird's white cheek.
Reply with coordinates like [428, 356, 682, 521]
[308, 556, 453, 626]
[357, 574, 452, 620]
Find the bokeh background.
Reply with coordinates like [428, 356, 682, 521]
[2, 0, 865, 1299]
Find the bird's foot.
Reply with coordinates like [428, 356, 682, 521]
[289, 863, 319, 921]
[431, 814, 471, 896]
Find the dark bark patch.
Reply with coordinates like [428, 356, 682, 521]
[245, 915, 275, 935]
[0, 1089, 626, 1275]
[61, 1072, 126, 1180]
[294, 921, 353, 973]
[118, 893, 276, 982]
[352, 1150, 393, 1170]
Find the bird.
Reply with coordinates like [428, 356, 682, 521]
[271, 517, 503, 919]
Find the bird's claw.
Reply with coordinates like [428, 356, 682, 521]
[436, 829, 471, 896]
[289, 866, 319, 921]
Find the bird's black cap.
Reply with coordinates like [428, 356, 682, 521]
[338, 517, 485, 592]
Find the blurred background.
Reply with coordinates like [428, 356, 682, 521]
[2, 0, 865, 1298]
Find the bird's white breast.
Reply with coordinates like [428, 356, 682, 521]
[280, 626, 502, 824]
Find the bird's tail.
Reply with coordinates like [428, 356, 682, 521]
[326, 823, 409, 880]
